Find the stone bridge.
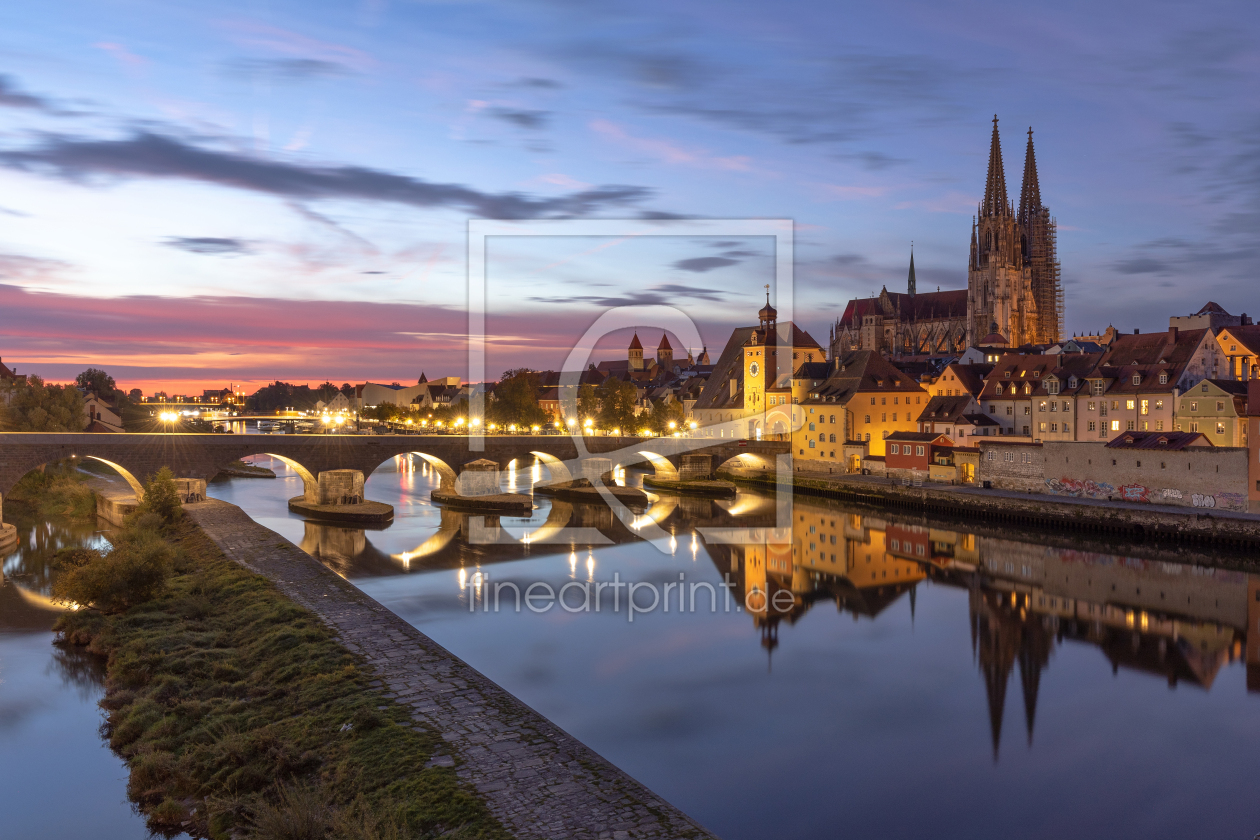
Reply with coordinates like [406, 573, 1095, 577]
[0, 432, 788, 524]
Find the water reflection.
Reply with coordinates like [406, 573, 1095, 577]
[213, 454, 1260, 839]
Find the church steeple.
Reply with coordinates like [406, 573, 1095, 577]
[1017, 127, 1042, 224]
[907, 245, 916, 296]
[981, 115, 1009, 217]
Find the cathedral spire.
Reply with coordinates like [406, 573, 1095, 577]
[1017, 127, 1042, 224]
[907, 244, 916, 296]
[981, 115, 1009, 217]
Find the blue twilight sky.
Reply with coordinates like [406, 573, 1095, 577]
[0, 0, 1256, 391]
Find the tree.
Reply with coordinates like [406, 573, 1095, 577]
[595, 378, 638, 433]
[76, 368, 117, 397]
[339, 383, 354, 397]
[487, 369, 547, 428]
[646, 398, 686, 435]
[2, 376, 86, 431]
[576, 383, 600, 424]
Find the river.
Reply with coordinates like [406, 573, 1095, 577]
[3, 447, 1259, 839]
[209, 450, 1260, 840]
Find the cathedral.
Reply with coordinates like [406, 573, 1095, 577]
[832, 117, 1063, 358]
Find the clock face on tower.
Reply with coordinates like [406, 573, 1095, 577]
[749, 361, 760, 378]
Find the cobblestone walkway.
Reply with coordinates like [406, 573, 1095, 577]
[186, 499, 715, 840]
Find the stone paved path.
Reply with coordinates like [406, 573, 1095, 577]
[186, 499, 715, 840]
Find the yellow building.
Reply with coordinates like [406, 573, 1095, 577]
[693, 294, 824, 439]
[1174, 378, 1248, 446]
[792, 350, 928, 463]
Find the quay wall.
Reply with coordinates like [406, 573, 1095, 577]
[721, 470, 1260, 548]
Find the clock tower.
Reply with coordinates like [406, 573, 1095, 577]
[743, 287, 777, 412]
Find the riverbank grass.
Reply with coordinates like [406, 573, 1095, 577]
[54, 471, 507, 840]
[6, 459, 96, 518]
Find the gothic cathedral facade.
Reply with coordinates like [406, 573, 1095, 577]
[833, 117, 1063, 358]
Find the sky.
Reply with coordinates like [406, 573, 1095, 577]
[0, 0, 1257, 394]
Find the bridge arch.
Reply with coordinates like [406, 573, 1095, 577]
[530, 451, 573, 484]
[715, 451, 776, 477]
[637, 450, 680, 481]
[411, 453, 458, 490]
[224, 452, 320, 501]
[84, 456, 146, 500]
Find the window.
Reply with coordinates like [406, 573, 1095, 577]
[1050, 423, 1058, 432]
[986, 450, 995, 461]
[990, 405, 996, 414]
[1126, 420, 1135, 431]
[881, 397, 886, 405]
[893, 396, 899, 405]
[864, 415, 870, 424]
[1202, 383, 1209, 392]
[819, 433, 826, 441]
[1039, 400, 1047, 412]
[809, 422, 815, 431]
[882, 413, 886, 422]
[892, 413, 897, 421]
[1142, 421, 1148, 431]
[1024, 406, 1031, 415]
[1159, 373, 1168, 384]
[1112, 400, 1119, 410]
[1126, 399, 1135, 410]
[1022, 452, 1031, 464]
[1191, 422, 1199, 432]
[830, 415, 836, 424]
[1004, 452, 1012, 462]
[1155, 420, 1164, 431]
[890, 444, 899, 454]
[1047, 380, 1060, 395]
[1089, 421, 1096, 431]
[1050, 401, 1058, 412]
[1155, 400, 1163, 410]
[1216, 401, 1224, 411]
[1093, 380, 1104, 395]
[864, 433, 870, 441]
[1006, 406, 1013, 415]
[1191, 401, 1197, 411]
[1005, 371, 1011, 378]
[1111, 420, 1120, 431]
[1039, 421, 1047, 432]
[1132, 374, 1141, 385]
[1034, 371, 1040, 378]
[809, 440, 815, 448]
[830, 433, 836, 443]
[1064, 423, 1071, 433]
[870, 397, 876, 405]
[1216, 422, 1225, 436]
[996, 384, 1004, 396]
[1140, 399, 1149, 415]
[916, 446, 925, 456]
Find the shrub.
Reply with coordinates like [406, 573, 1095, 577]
[53, 528, 173, 613]
[134, 466, 183, 525]
[249, 784, 332, 840]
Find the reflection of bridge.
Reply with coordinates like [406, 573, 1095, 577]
[0, 432, 786, 526]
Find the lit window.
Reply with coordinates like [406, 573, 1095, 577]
[1217, 422, 1225, 435]
[1140, 399, 1149, 415]
[1126, 400, 1136, 410]
[1111, 420, 1120, 431]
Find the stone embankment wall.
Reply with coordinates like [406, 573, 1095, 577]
[727, 471, 1260, 547]
[185, 499, 716, 840]
[978, 440, 1250, 512]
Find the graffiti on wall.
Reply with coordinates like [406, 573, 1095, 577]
[1046, 478, 1247, 511]
[1045, 477, 1115, 499]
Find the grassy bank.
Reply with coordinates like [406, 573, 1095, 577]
[54, 477, 507, 840]
[6, 460, 96, 518]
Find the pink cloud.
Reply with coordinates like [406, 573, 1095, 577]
[589, 119, 763, 174]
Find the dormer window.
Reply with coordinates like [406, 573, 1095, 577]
[996, 384, 1004, 396]
[1046, 380, 1060, 395]
[1068, 376, 1078, 389]
[1158, 437, 1168, 445]
[1092, 380, 1104, 395]
[1024, 383, 1032, 395]
[1159, 373, 1168, 385]
[1005, 371, 1011, 378]
[1132, 374, 1141, 386]
[1033, 370, 1040, 378]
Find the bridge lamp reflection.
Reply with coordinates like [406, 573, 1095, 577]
[586, 553, 595, 580]
[569, 551, 577, 578]
[458, 567, 467, 590]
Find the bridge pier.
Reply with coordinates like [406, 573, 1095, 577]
[0, 493, 14, 552]
[431, 458, 532, 514]
[288, 469, 393, 523]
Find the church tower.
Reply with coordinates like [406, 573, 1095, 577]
[628, 332, 644, 371]
[967, 117, 1061, 347]
[657, 333, 673, 369]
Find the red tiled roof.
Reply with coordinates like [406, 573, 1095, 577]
[837, 289, 969, 328]
[628, 332, 643, 350]
[1105, 431, 1212, 450]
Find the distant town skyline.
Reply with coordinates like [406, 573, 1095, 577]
[1, 0, 1256, 392]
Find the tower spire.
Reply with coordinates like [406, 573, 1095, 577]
[907, 242, 916, 296]
[981, 115, 1009, 217]
[1017, 126, 1042, 224]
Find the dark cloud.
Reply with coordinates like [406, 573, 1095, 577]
[361, 270, 386, 274]
[672, 256, 738, 272]
[1112, 256, 1172, 275]
[163, 237, 251, 256]
[514, 77, 563, 89]
[0, 131, 654, 219]
[530, 281, 728, 307]
[719, 249, 757, 258]
[226, 58, 353, 81]
[489, 107, 550, 130]
[0, 74, 79, 116]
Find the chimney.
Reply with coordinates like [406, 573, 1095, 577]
[1170, 327, 1178, 342]
[1133, 328, 1140, 335]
